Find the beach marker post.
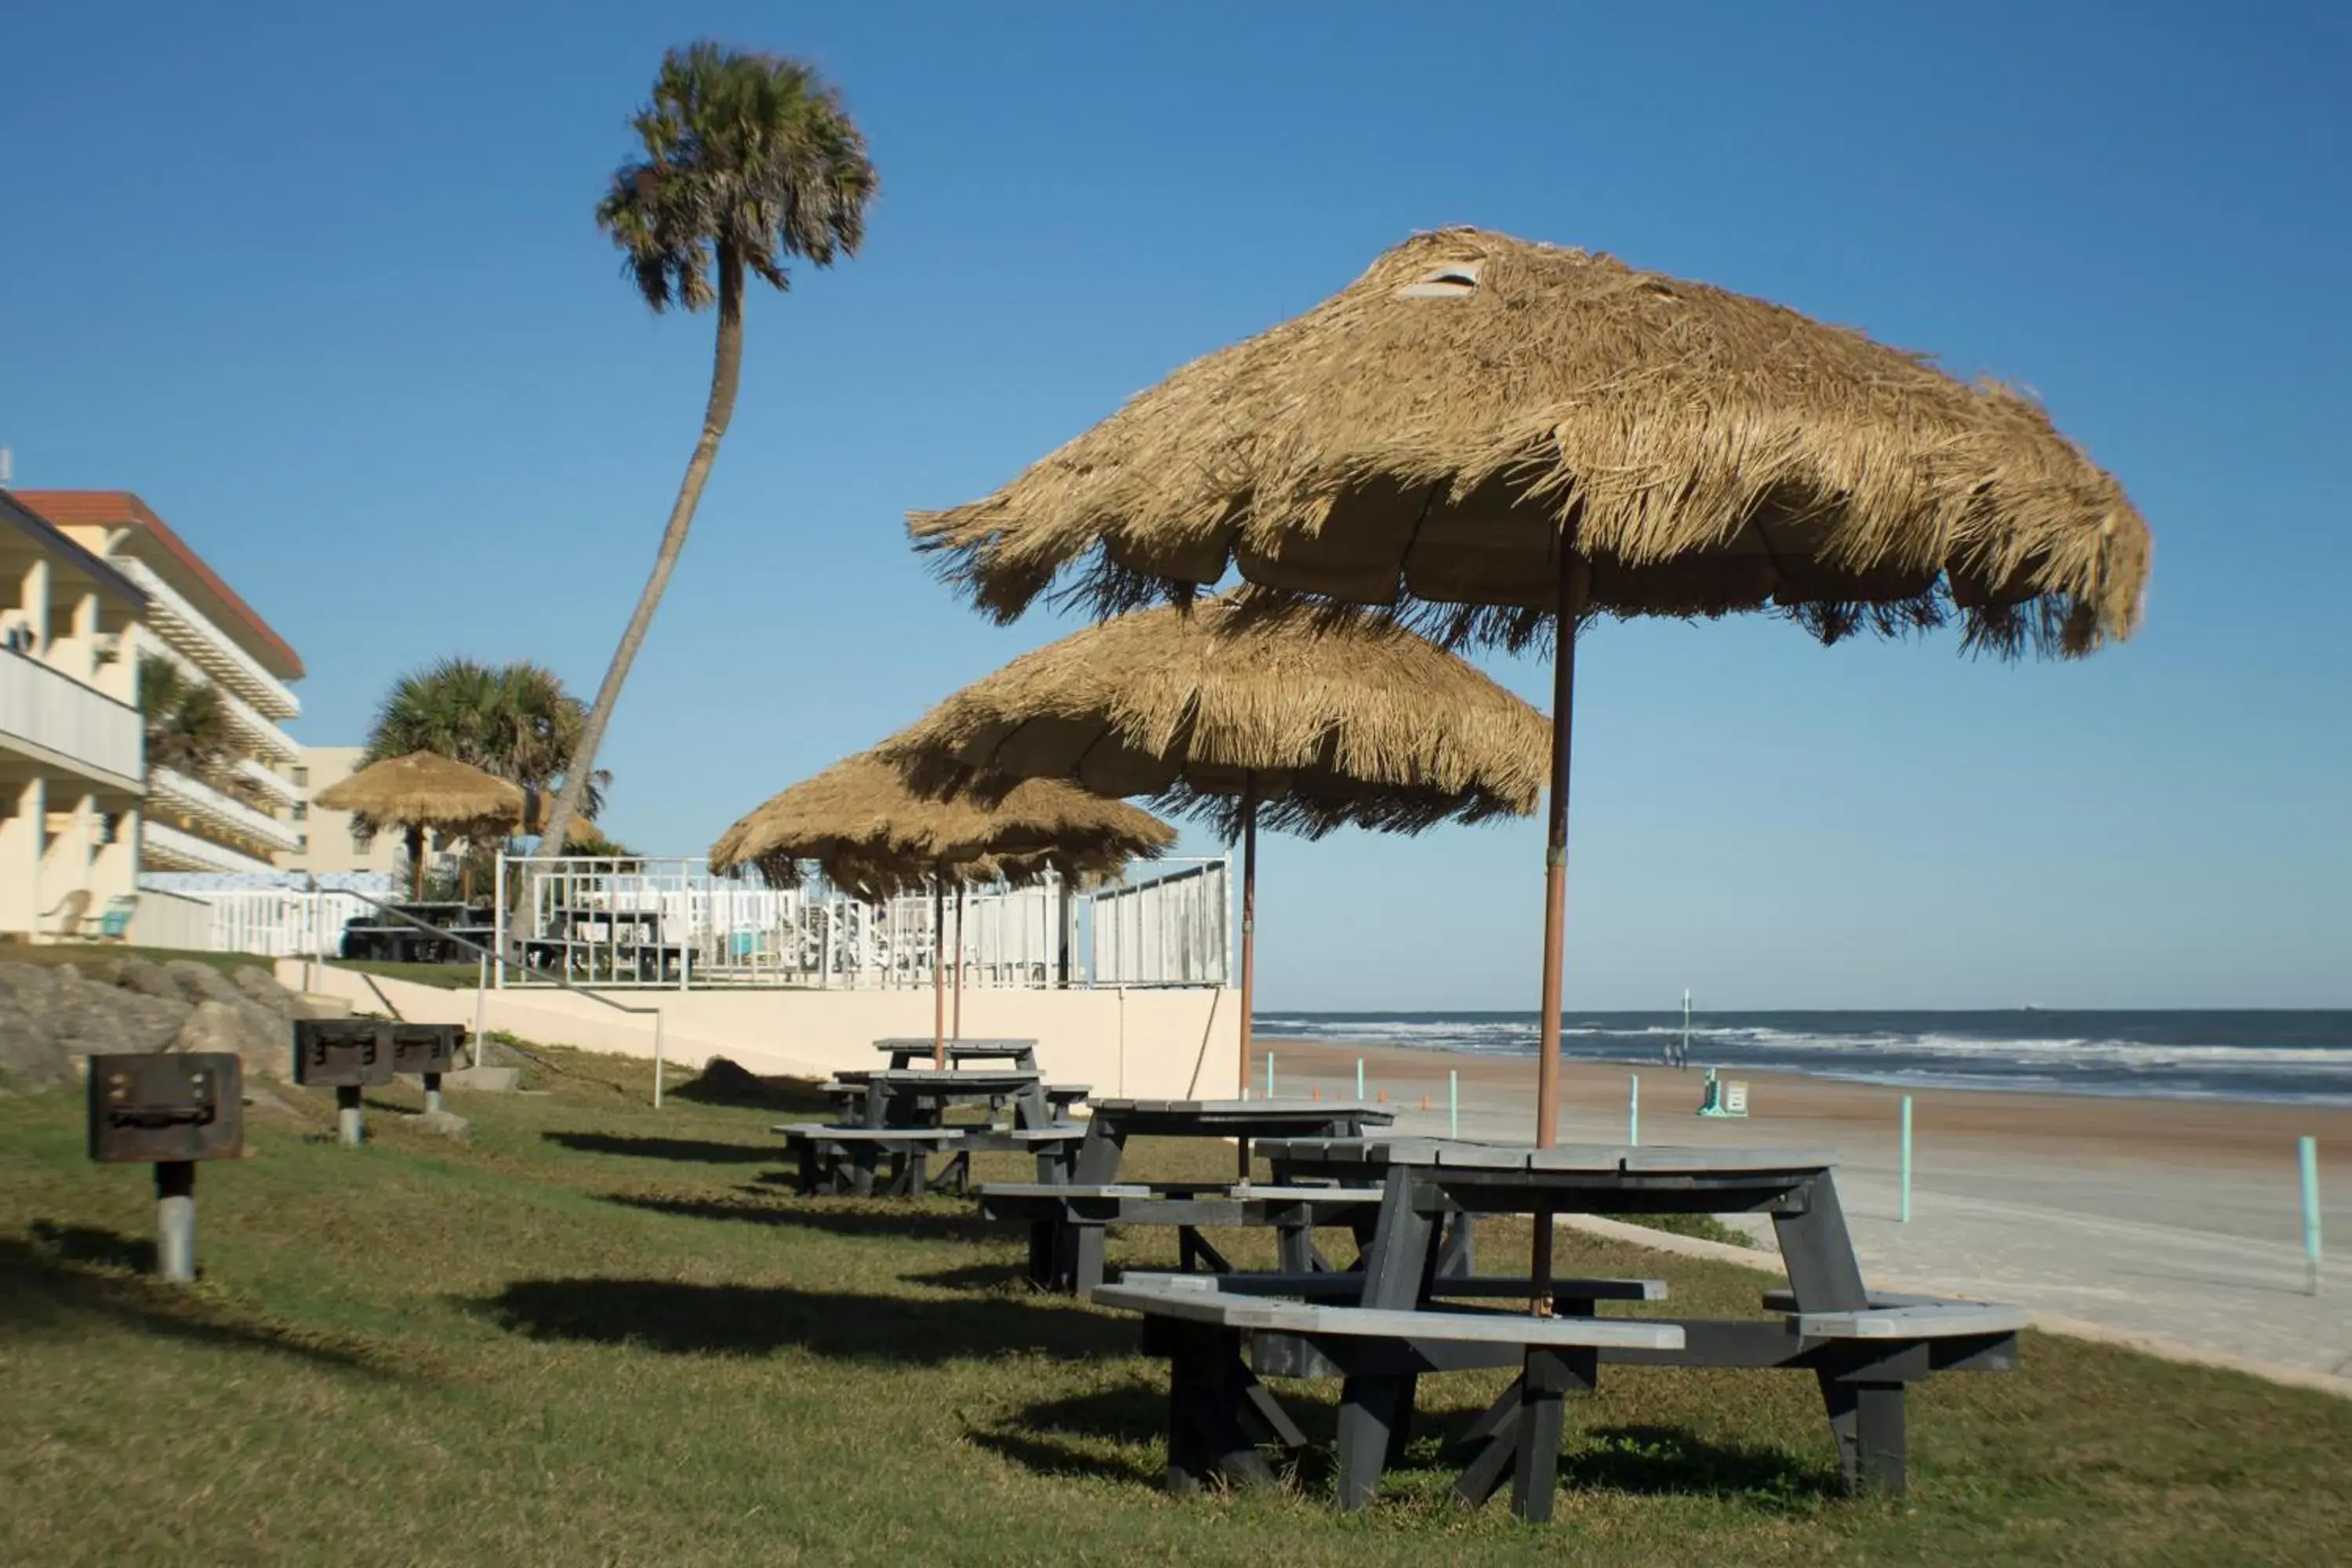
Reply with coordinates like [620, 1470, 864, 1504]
[1628, 1074, 1640, 1146]
[2301, 1135, 2321, 1295]
[1900, 1095, 1915, 1225]
[1356, 1058, 1366, 1100]
[1265, 1052, 1275, 1100]
[1449, 1069, 1459, 1138]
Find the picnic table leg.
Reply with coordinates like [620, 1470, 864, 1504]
[848, 1144, 879, 1198]
[1335, 1168, 1439, 1510]
[1276, 1219, 1313, 1275]
[1071, 1223, 1108, 1294]
[1508, 1347, 1592, 1523]
[1166, 1326, 1272, 1495]
[1436, 1210, 1476, 1279]
[1335, 1374, 1411, 1511]
[1227, 1344, 1308, 1453]
[1817, 1345, 1919, 1495]
[906, 1149, 929, 1197]
[796, 1139, 820, 1196]
[1774, 1172, 1886, 1489]
[1450, 1375, 1525, 1506]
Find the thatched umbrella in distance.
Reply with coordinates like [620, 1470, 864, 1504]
[708, 751, 1174, 1063]
[882, 593, 1549, 1138]
[912, 227, 2152, 1160]
[315, 751, 527, 899]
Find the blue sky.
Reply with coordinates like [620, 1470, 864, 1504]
[5, 2, 2346, 1008]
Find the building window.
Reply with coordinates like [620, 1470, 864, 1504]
[352, 824, 375, 851]
[292, 766, 309, 786]
[99, 813, 123, 845]
[291, 802, 308, 821]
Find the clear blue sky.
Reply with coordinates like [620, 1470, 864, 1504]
[5, 2, 2346, 1009]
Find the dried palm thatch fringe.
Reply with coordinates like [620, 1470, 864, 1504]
[881, 594, 1548, 840]
[910, 228, 2151, 658]
[706, 751, 1174, 901]
[312, 750, 528, 830]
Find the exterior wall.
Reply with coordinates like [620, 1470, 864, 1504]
[278, 960, 1243, 1102]
[0, 495, 147, 938]
[128, 885, 215, 949]
[31, 496, 305, 876]
[283, 745, 408, 878]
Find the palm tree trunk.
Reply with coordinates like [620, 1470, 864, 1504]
[405, 824, 426, 901]
[530, 245, 747, 888]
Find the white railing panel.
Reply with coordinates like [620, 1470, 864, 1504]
[0, 646, 143, 785]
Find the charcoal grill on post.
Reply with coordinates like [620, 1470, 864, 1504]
[388, 1023, 463, 1112]
[292, 1019, 394, 1145]
[85, 1052, 245, 1283]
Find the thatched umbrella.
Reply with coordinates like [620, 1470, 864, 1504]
[912, 227, 2152, 1156]
[709, 751, 1174, 1062]
[881, 593, 1549, 1139]
[315, 751, 527, 899]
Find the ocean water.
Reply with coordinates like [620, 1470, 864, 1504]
[1251, 1009, 2352, 1106]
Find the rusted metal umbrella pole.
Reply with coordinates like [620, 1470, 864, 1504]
[1531, 545, 1581, 1314]
[932, 870, 948, 1067]
[953, 883, 966, 1042]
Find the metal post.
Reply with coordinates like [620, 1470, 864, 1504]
[307, 873, 323, 996]
[1238, 775, 1258, 1105]
[154, 1161, 195, 1283]
[336, 1084, 364, 1148]
[423, 1072, 444, 1115]
[931, 873, 946, 1068]
[653, 1012, 666, 1109]
[1449, 1069, 1459, 1139]
[1356, 1058, 1366, 1100]
[1265, 1051, 1275, 1100]
[1628, 1073, 1639, 1147]
[953, 884, 965, 1041]
[2302, 1135, 2321, 1295]
[474, 953, 488, 1067]
[1900, 1095, 1915, 1224]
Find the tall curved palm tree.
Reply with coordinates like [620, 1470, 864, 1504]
[138, 654, 234, 781]
[529, 42, 878, 868]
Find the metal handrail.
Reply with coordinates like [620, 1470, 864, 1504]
[306, 876, 673, 1105]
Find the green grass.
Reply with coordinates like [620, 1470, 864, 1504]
[0, 942, 276, 979]
[4, 1049, 2346, 1566]
[328, 957, 484, 989]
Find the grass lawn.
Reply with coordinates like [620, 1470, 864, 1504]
[4, 1049, 2346, 1566]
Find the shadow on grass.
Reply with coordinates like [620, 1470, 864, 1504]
[1559, 1424, 1835, 1504]
[542, 1131, 782, 1166]
[604, 1192, 1005, 1245]
[474, 1276, 1132, 1362]
[968, 1384, 1171, 1486]
[907, 1260, 1038, 1292]
[664, 1058, 829, 1113]
[4, 1230, 390, 1376]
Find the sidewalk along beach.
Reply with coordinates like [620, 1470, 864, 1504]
[1252, 1032, 2352, 1389]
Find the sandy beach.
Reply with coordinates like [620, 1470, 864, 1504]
[1257, 1036, 2352, 1389]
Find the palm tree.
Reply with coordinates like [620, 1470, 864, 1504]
[138, 654, 234, 782]
[362, 658, 606, 896]
[528, 42, 877, 868]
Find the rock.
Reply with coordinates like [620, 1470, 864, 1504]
[443, 1065, 519, 1093]
[0, 962, 60, 1017]
[163, 960, 249, 1009]
[0, 993, 71, 1090]
[412, 1108, 471, 1142]
[167, 999, 285, 1082]
[51, 964, 190, 1054]
[114, 958, 181, 1002]
[230, 964, 299, 1016]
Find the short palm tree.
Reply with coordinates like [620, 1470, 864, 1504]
[528, 42, 877, 865]
[138, 654, 234, 781]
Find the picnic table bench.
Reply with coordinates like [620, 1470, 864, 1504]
[1091, 1135, 2024, 1512]
[774, 1124, 967, 1197]
[1098, 1273, 1686, 1516]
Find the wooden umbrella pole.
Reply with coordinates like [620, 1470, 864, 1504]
[1237, 773, 1258, 1178]
[931, 870, 947, 1068]
[1531, 542, 1580, 1312]
[953, 884, 965, 1042]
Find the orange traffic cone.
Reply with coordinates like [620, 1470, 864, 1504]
[1420, 1094, 1431, 1111]
[1311, 1085, 1321, 1101]
[1377, 1090, 1388, 1104]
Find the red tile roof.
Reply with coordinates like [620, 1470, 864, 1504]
[12, 490, 304, 678]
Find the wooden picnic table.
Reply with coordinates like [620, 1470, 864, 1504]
[1203, 1136, 2023, 1511]
[857, 1067, 1053, 1134]
[873, 1037, 1040, 1070]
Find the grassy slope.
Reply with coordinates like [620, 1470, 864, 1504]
[3, 1049, 2346, 1567]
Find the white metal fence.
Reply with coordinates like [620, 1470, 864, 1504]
[181, 887, 379, 957]
[496, 855, 1229, 990]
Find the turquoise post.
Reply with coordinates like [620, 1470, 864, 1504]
[1628, 1074, 1640, 1147]
[1900, 1095, 1915, 1225]
[1356, 1058, 1365, 1100]
[1265, 1052, 1275, 1100]
[2302, 1135, 2322, 1295]
[1449, 1069, 1459, 1138]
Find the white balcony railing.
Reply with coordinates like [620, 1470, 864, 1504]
[116, 556, 301, 720]
[143, 639, 300, 765]
[142, 818, 281, 876]
[234, 756, 303, 807]
[0, 646, 144, 786]
[148, 764, 303, 855]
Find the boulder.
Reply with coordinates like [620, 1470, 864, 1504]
[163, 960, 249, 1010]
[0, 962, 60, 1018]
[169, 999, 291, 1082]
[0, 993, 72, 1090]
[114, 958, 182, 1002]
[412, 1108, 472, 1142]
[231, 964, 299, 1017]
[50, 964, 189, 1054]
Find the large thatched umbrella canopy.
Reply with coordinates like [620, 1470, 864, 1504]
[710, 751, 1174, 1059]
[909, 227, 2151, 1159]
[314, 751, 526, 898]
[881, 593, 1548, 1156]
